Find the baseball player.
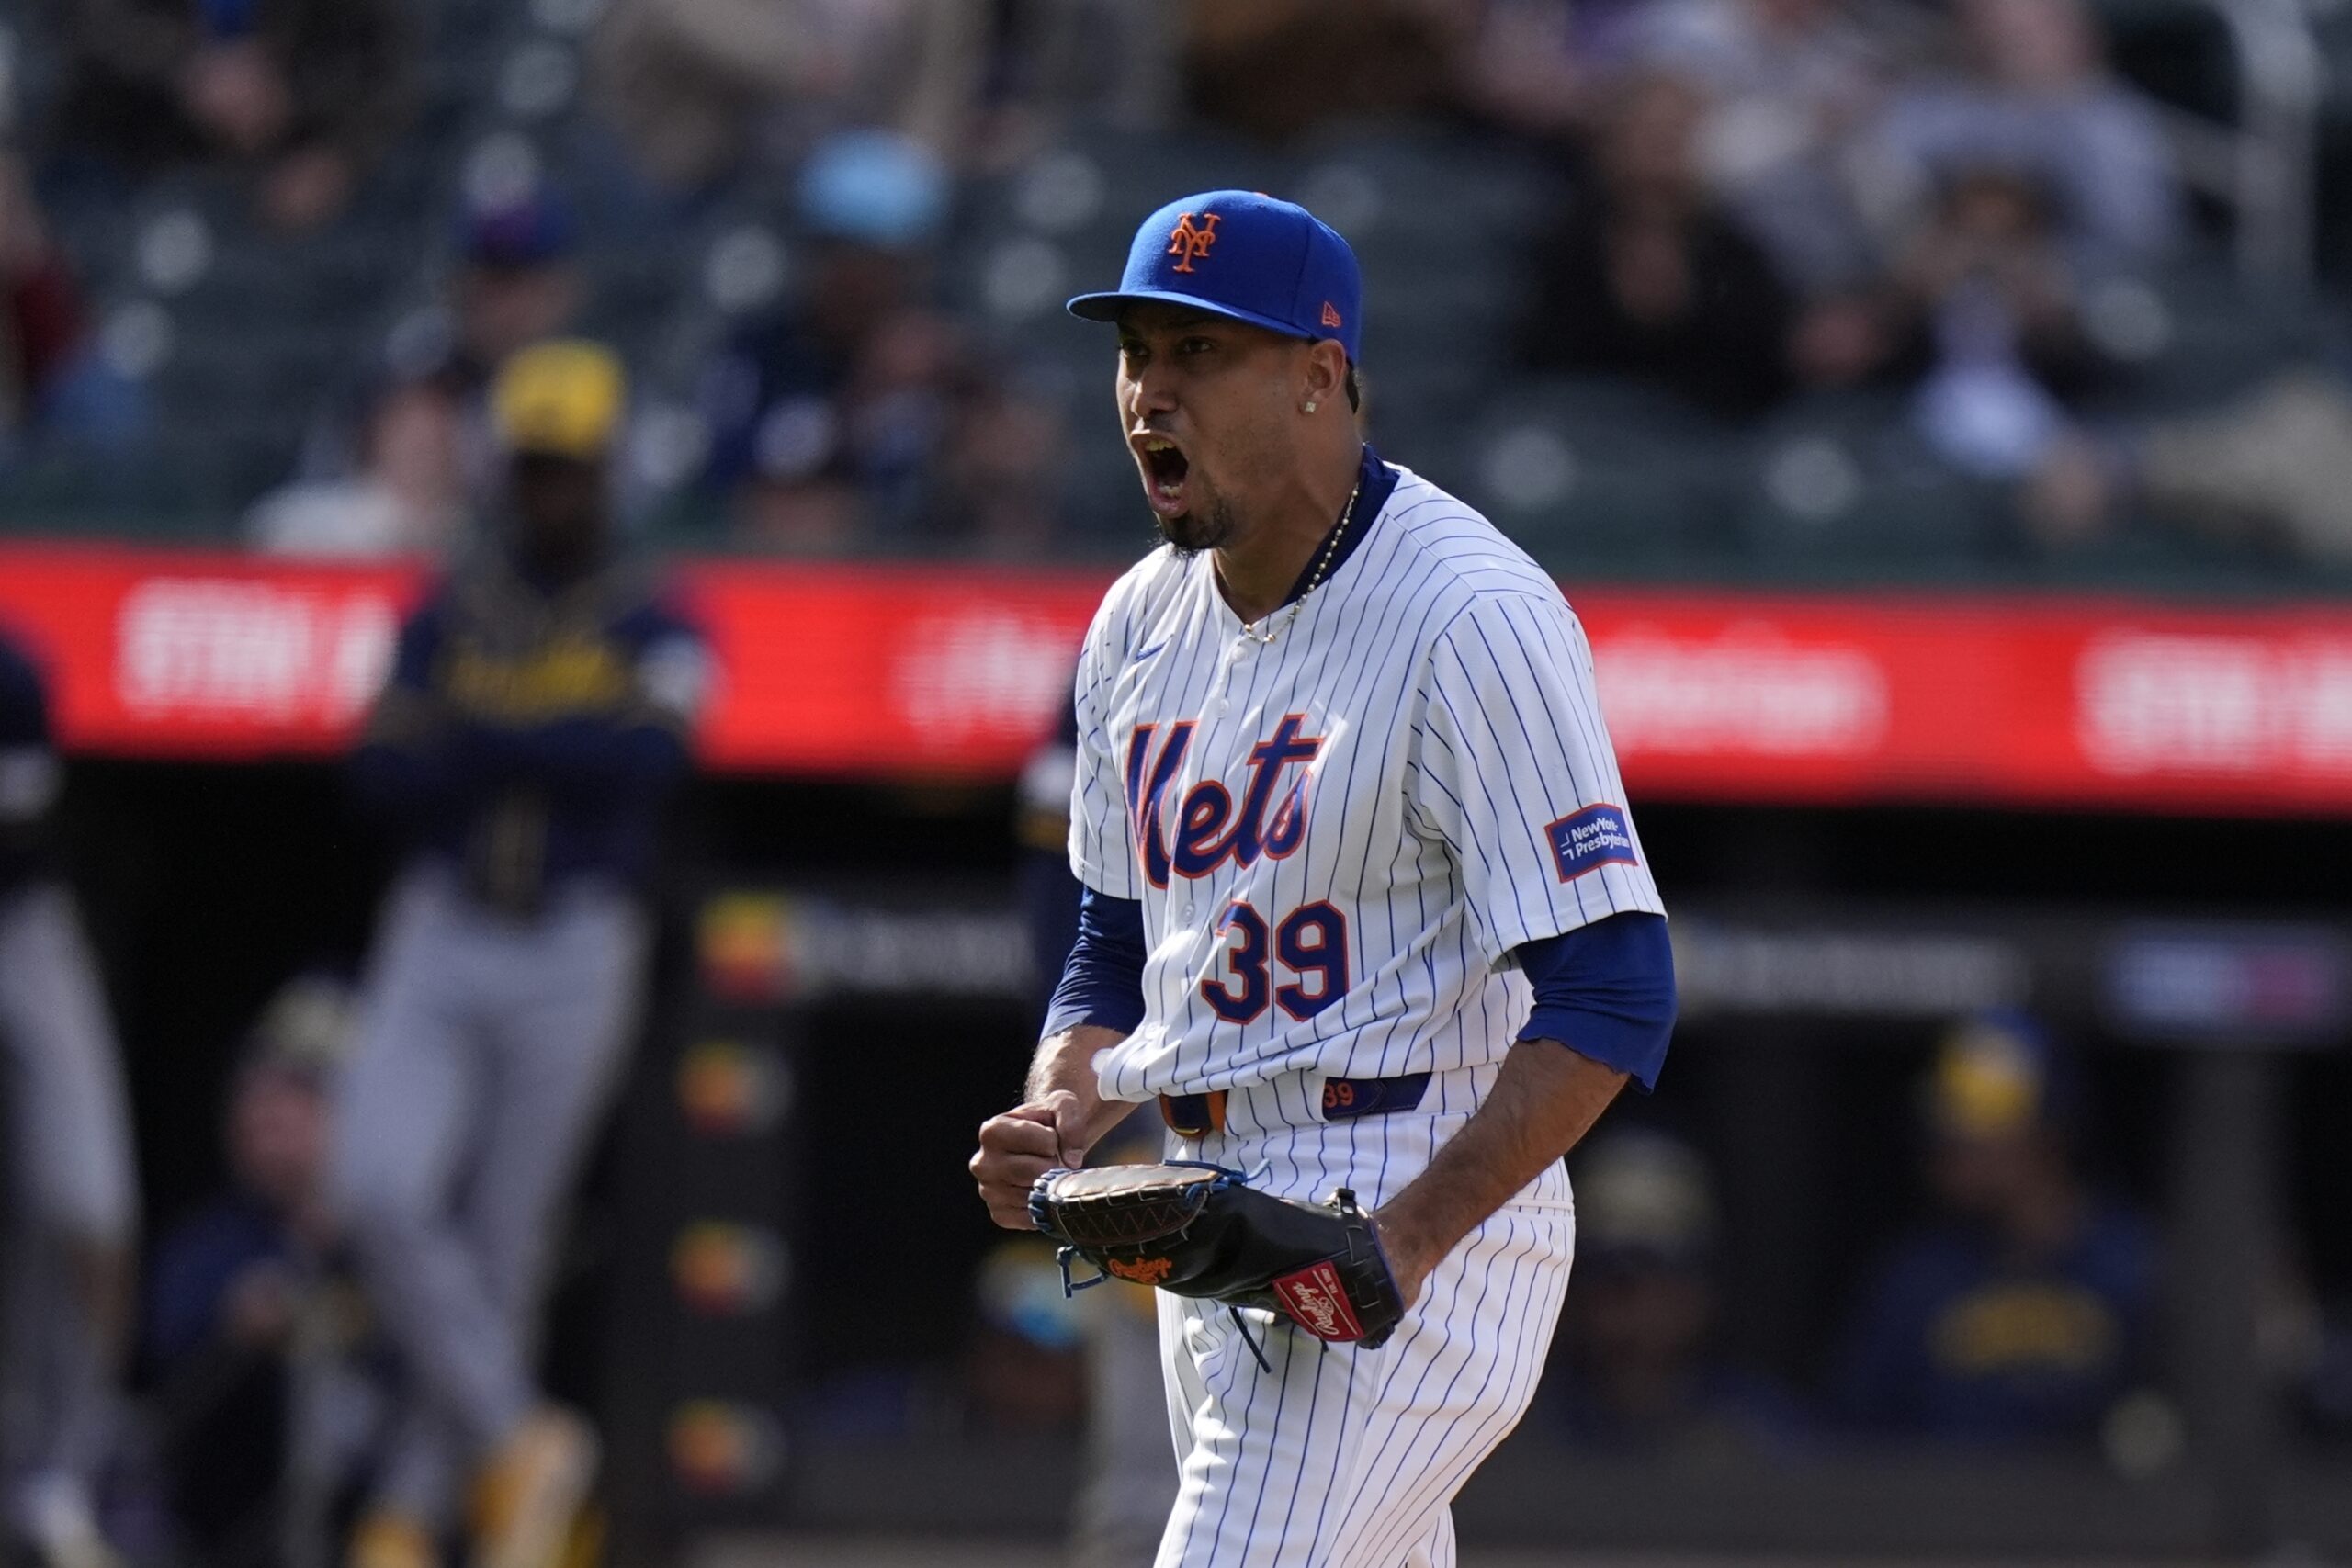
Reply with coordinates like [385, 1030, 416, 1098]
[333, 342, 709, 1568]
[969, 192, 1679, 1566]
[0, 628, 139, 1568]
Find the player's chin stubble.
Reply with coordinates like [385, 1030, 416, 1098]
[1158, 496, 1239, 558]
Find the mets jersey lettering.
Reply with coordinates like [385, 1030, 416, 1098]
[1126, 713, 1319, 886]
[1069, 461, 1664, 1100]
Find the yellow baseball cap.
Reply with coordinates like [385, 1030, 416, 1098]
[1928, 1014, 2050, 1137]
[492, 339, 625, 459]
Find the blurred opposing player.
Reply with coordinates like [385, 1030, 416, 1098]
[334, 343, 709, 1568]
[1834, 1012, 2156, 1442]
[143, 976, 357, 1562]
[969, 193, 1679, 1566]
[0, 628, 138, 1568]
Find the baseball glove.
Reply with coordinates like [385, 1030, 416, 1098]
[1029, 1162, 1406, 1352]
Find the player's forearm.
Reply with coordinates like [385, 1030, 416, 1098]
[1024, 1023, 1133, 1154]
[1374, 1042, 1626, 1292]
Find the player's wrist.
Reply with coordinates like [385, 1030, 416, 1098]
[1025, 1023, 1120, 1102]
[1366, 1197, 1446, 1300]
[1023, 1024, 1126, 1164]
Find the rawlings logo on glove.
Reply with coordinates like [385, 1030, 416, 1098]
[1027, 1161, 1406, 1351]
[1272, 1261, 1363, 1341]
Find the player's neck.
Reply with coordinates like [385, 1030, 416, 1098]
[1213, 441, 1363, 626]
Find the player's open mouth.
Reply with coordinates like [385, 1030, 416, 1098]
[1135, 434, 1191, 516]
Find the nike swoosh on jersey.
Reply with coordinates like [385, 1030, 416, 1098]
[1131, 638, 1170, 664]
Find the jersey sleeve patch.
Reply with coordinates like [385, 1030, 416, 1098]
[1546, 804, 1639, 883]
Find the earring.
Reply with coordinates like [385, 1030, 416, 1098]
[1302, 400, 1317, 413]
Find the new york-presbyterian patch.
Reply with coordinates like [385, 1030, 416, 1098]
[1545, 804, 1639, 882]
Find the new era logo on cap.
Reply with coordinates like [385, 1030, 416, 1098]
[1067, 190, 1364, 363]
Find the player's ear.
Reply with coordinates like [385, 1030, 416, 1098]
[1300, 339, 1348, 415]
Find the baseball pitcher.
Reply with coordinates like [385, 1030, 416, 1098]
[970, 193, 1679, 1567]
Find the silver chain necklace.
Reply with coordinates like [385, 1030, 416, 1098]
[1239, 477, 1362, 646]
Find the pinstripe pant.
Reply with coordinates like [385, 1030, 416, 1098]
[1151, 1077, 1576, 1568]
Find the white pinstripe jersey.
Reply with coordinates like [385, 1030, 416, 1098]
[1069, 459, 1664, 1102]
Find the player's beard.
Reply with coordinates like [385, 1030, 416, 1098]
[1158, 494, 1239, 558]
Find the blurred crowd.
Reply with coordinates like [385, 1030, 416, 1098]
[1, 0, 2350, 570]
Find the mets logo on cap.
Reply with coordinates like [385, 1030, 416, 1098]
[1166, 211, 1220, 273]
[1066, 189, 1366, 364]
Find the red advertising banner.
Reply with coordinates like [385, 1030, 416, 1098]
[3, 541, 2349, 816]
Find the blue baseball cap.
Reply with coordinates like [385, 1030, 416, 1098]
[1068, 190, 1363, 363]
[461, 186, 574, 268]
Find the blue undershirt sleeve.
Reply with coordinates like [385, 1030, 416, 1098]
[1512, 911, 1678, 1092]
[1042, 886, 1147, 1039]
